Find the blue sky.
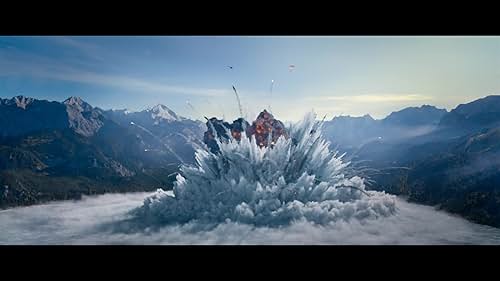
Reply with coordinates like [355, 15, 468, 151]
[0, 36, 499, 121]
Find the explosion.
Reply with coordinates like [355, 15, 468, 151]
[132, 111, 396, 227]
[203, 110, 287, 153]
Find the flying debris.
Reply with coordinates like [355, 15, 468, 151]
[186, 100, 196, 112]
[232, 85, 244, 118]
[310, 114, 327, 135]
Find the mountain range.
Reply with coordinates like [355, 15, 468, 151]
[2, 94, 500, 228]
[322, 95, 500, 227]
[0, 95, 204, 208]
[322, 104, 448, 151]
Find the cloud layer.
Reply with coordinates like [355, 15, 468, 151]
[1, 192, 500, 245]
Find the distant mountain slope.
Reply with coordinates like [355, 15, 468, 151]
[105, 105, 205, 163]
[323, 105, 447, 151]
[383, 105, 447, 127]
[0, 127, 181, 208]
[439, 95, 500, 132]
[400, 126, 500, 227]
[322, 114, 379, 151]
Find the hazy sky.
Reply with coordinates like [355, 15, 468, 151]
[0, 36, 499, 121]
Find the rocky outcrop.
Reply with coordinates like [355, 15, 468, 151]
[63, 96, 104, 137]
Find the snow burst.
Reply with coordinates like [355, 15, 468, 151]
[132, 112, 396, 226]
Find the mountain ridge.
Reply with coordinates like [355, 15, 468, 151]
[0, 95, 205, 209]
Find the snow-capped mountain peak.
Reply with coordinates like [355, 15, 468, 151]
[146, 104, 181, 122]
